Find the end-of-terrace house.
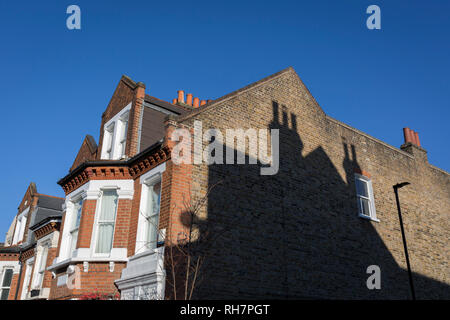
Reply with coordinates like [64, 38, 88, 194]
[2, 67, 449, 300]
[1, 183, 63, 300]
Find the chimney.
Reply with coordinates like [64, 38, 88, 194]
[200, 100, 207, 106]
[403, 127, 421, 147]
[177, 90, 185, 104]
[186, 93, 193, 106]
[172, 98, 177, 104]
[193, 97, 200, 108]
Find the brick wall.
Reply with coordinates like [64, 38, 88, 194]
[171, 67, 449, 299]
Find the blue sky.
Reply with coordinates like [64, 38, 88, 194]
[0, 1, 449, 238]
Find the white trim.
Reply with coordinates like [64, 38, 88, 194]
[139, 162, 166, 184]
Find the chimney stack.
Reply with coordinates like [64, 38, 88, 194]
[403, 127, 421, 147]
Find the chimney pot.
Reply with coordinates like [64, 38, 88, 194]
[193, 97, 200, 108]
[414, 131, 421, 147]
[177, 90, 185, 104]
[200, 100, 207, 106]
[403, 128, 414, 144]
[172, 98, 177, 104]
[186, 93, 193, 106]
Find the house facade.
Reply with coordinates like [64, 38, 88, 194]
[1, 67, 449, 300]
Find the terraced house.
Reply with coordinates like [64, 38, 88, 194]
[1, 67, 449, 300]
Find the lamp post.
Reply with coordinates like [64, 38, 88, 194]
[393, 182, 416, 300]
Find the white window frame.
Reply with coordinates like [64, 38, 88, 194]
[101, 103, 132, 160]
[117, 111, 129, 159]
[68, 197, 83, 258]
[355, 174, 379, 222]
[12, 207, 29, 245]
[31, 243, 49, 290]
[135, 163, 166, 255]
[21, 258, 34, 300]
[0, 268, 14, 300]
[103, 123, 115, 160]
[91, 187, 120, 257]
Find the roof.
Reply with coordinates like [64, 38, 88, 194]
[29, 195, 64, 230]
[36, 195, 64, 211]
[144, 94, 191, 115]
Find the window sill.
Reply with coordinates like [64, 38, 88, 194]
[47, 256, 128, 272]
[358, 214, 380, 223]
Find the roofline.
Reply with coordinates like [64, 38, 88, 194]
[29, 217, 62, 232]
[58, 140, 164, 186]
[176, 66, 296, 123]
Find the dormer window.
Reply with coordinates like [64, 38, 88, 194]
[101, 103, 131, 160]
[117, 111, 129, 159]
[104, 123, 115, 160]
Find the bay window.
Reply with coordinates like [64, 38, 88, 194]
[95, 189, 119, 255]
[69, 198, 83, 257]
[32, 245, 49, 290]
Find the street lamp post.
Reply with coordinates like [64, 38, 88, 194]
[393, 182, 416, 300]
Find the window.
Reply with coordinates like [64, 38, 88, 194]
[101, 104, 131, 160]
[103, 123, 115, 160]
[21, 260, 33, 300]
[32, 246, 49, 290]
[355, 174, 378, 221]
[117, 112, 129, 159]
[69, 199, 83, 257]
[0, 268, 13, 300]
[142, 177, 162, 251]
[95, 189, 119, 254]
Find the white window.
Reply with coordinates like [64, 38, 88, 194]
[101, 104, 131, 160]
[117, 111, 129, 159]
[21, 259, 34, 300]
[68, 198, 83, 257]
[12, 208, 29, 245]
[355, 174, 378, 221]
[103, 123, 115, 160]
[94, 189, 119, 255]
[32, 245, 49, 290]
[141, 176, 162, 251]
[0, 268, 13, 300]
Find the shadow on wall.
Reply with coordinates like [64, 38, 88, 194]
[173, 100, 450, 300]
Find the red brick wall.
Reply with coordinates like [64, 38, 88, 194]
[113, 199, 132, 248]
